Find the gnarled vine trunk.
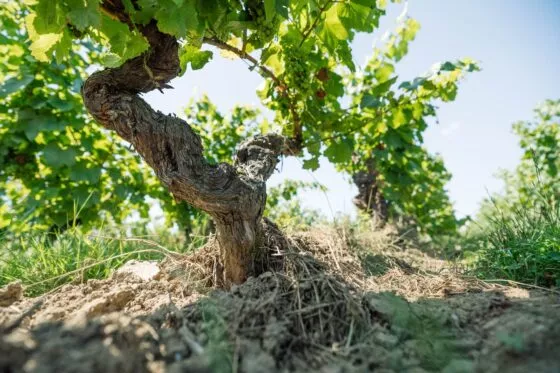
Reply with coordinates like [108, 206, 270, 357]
[352, 158, 389, 225]
[82, 23, 290, 287]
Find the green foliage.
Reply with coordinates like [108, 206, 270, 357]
[498, 99, 559, 208]
[24, 0, 387, 153]
[468, 100, 560, 287]
[22, 0, 478, 238]
[0, 3, 164, 233]
[337, 16, 478, 236]
[0, 227, 188, 296]
[0, 3, 302, 237]
[472, 100, 559, 228]
[365, 292, 471, 371]
[266, 180, 325, 229]
[0, 2, 311, 237]
[469, 190, 560, 288]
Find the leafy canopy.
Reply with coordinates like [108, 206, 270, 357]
[0, 2, 162, 232]
[25, 0, 387, 151]
[338, 16, 478, 235]
[23, 0, 479, 235]
[0, 1, 310, 236]
[478, 99, 560, 215]
[468, 99, 560, 288]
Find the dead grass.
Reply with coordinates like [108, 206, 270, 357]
[2, 223, 560, 373]
[151, 223, 514, 370]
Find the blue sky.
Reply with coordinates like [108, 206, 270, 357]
[145, 0, 560, 220]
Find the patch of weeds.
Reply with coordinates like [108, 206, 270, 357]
[198, 299, 234, 373]
[469, 192, 560, 288]
[0, 228, 188, 296]
[360, 254, 392, 276]
[366, 292, 472, 371]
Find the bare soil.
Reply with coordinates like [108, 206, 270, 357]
[1, 227, 559, 373]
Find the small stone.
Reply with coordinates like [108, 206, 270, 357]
[114, 260, 160, 282]
[0, 281, 23, 307]
[74, 288, 135, 318]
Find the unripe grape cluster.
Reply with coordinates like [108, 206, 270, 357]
[245, 0, 279, 46]
[283, 46, 313, 97]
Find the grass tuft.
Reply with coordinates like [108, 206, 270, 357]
[0, 228, 192, 296]
[469, 190, 560, 288]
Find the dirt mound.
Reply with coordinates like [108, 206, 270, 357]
[1, 228, 559, 373]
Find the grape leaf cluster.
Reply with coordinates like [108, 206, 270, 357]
[19, 0, 481, 236]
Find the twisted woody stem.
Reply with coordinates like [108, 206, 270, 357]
[82, 22, 290, 286]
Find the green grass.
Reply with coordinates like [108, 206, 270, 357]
[469, 193, 560, 288]
[0, 228, 194, 296]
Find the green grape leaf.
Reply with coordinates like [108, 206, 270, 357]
[384, 129, 403, 148]
[370, 76, 398, 97]
[135, 0, 159, 24]
[0, 75, 34, 98]
[320, 4, 350, 52]
[391, 109, 407, 128]
[276, 0, 289, 19]
[360, 95, 382, 109]
[324, 72, 344, 97]
[324, 5, 349, 40]
[306, 141, 321, 157]
[303, 157, 320, 171]
[100, 53, 122, 67]
[338, 1, 382, 33]
[70, 163, 102, 183]
[155, 0, 198, 38]
[99, 16, 149, 63]
[179, 45, 213, 73]
[42, 143, 78, 168]
[53, 28, 73, 63]
[264, 0, 275, 20]
[399, 77, 427, 91]
[440, 61, 456, 71]
[67, 0, 101, 31]
[324, 138, 354, 163]
[30, 33, 62, 62]
[32, 0, 65, 33]
[375, 63, 394, 82]
[47, 97, 75, 112]
[261, 46, 284, 75]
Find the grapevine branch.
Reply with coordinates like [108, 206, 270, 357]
[299, 1, 333, 47]
[203, 34, 392, 154]
[202, 37, 281, 86]
[99, 0, 133, 27]
[202, 37, 303, 152]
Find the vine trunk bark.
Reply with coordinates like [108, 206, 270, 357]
[81, 22, 290, 287]
[352, 158, 389, 225]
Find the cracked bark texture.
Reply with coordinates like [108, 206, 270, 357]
[82, 23, 289, 286]
[352, 158, 389, 225]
